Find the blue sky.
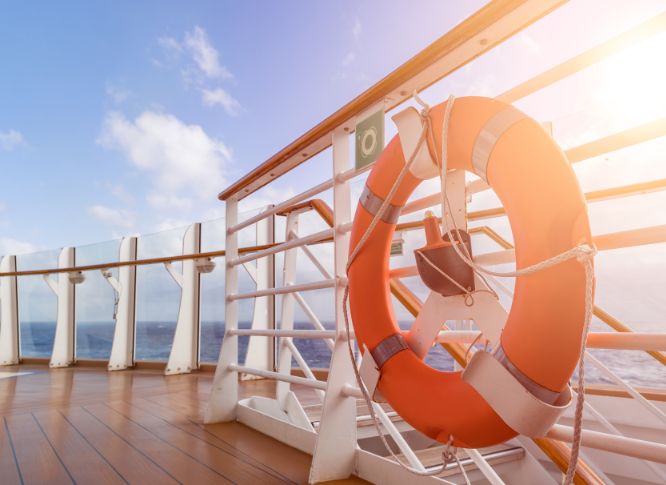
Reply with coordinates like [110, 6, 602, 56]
[1, 0, 665, 254]
[0, 0, 489, 253]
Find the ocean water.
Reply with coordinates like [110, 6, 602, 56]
[17, 321, 664, 388]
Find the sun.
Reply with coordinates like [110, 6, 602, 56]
[598, 31, 666, 127]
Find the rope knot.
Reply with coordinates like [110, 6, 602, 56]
[575, 244, 597, 263]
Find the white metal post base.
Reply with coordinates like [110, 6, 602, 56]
[0, 255, 19, 365]
[106, 237, 137, 371]
[206, 199, 239, 423]
[310, 128, 357, 484]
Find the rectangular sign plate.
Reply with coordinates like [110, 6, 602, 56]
[355, 109, 385, 170]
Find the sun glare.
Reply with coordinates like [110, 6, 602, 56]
[599, 32, 666, 126]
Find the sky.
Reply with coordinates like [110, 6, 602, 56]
[1, 1, 665, 343]
[0, 0, 491, 253]
[1, 0, 664, 256]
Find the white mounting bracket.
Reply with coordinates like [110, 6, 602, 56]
[406, 274, 506, 360]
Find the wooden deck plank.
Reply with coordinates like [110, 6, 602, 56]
[0, 365, 367, 485]
[61, 407, 179, 485]
[106, 399, 291, 484]
[5, 413, 73, 485]
[32, 410, 127, 485]
[127, 396, 301, 483]
[0, 418, 22, 485]
[83, 403, 234, 484]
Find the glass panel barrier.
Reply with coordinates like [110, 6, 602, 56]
[75, 239, 120, 360]
[17, 249, 59, 358]
[135, 225, 188, 361]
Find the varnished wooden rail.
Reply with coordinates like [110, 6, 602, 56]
[0, 244, 269, 278]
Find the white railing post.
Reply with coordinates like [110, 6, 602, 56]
[165, 223, 203, 375]
[276, 211, 300, 406]
[0, 255, 19, 365]
[46, 247, 81, 368]
[310, 128, 357, 483]
[105, 236, 137, 371]
[206, 199, 239, 422]
[244, 210, 275, 373]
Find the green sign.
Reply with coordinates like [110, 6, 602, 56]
[355, 109, 384, 170]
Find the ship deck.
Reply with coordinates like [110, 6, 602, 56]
[0, 365, 366, 485]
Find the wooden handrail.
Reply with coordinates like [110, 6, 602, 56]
[469, 175, 666, 221]
[497, 11, 666, 103]
[0, 244, 271, 278]
[218, 0, 565, 201]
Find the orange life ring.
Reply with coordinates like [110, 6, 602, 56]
[348, 96, 593, 448]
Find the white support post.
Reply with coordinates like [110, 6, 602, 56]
[206, 199, 239, 423]
[244, 210, 275, 373]
[105, 237, 137, 371]
[310, 128, 357, 483]
[165, 223, 203, 375]
[276, 212, 300, 407]
[46, 247, 80, 368]
[0, 255, 19, 365]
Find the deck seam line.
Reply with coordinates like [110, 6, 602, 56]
[30, 413, 77, 485]
[56, 410, 130, 485]
[80, 406, 184, 485]
[125, 397, 296, 485]
[140, 393, 301, 483]
[100, 403, 237, 485]
[3, 417, 24, 485]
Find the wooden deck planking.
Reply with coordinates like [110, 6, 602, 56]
[5, 412, 73, 485]
[61, 407, 179, 485]
[0, 418, 22, 485]
[83, 403, 233, 484]
[107, 399, 292, 484]
[0, 365, 368, 485]
[32, 410, 127, 485]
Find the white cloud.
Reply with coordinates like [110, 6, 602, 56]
[98, 110, 231, 199]
[352, 18, 361, 40]
[184, 26, 231, 80]
[155, 26, 239, 114]
[158, 36, 183, 54]
[110, 184, 134, 204]
[147, 193, 193, 211]
[342, 52, 356, 67]
[0, 130, 25, 151]
[0, 237, 40, 256]
[88, 205, 136, 228]
[106, 83, 130, 103]
[201, 87, 241, 115]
